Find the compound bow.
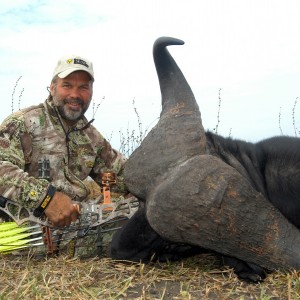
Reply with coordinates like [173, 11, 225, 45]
[0, 175, 139, 255]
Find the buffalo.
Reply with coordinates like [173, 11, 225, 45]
[110, 37, 300, 282]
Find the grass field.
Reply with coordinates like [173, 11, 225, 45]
[1, 252, 300, 300]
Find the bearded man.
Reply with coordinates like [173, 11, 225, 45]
[0, 55, 126, 230]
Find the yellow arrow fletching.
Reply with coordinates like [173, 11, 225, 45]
[0, 222, 19, 231]
[0, 225, 39, 238]
[0, 240, 44, 253]
[0, 232, 31, 245]
[0, 237, 31, 252]
[0, 236, 43, 252]
[0, 220, 44, 253]
[0, 243, 26, 252]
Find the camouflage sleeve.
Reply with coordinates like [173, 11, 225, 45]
[90, 138, 128, 194]
[0, 115, 50, 209]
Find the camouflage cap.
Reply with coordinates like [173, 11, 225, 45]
[52, 55, 94, 80]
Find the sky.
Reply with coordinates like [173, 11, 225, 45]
[1, 0, 300, 151]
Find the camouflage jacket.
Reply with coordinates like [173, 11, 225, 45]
[0, 97, 127, 210]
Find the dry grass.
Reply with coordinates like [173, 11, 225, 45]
[0, 252, 300, 300]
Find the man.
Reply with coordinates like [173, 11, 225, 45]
[0, 55, 126, 230]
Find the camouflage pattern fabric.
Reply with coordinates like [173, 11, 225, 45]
[65, 214, 128, 258]
[0, 96, 127, 210]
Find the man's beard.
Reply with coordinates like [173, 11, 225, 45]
[53, 96, 89, 122]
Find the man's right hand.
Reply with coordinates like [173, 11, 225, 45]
[44, 191, 79, 227]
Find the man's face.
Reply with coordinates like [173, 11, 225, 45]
[50, 71, 93, 123]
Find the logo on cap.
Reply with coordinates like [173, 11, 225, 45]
[74, 58, 89, 68]
[66, 58, 89, 69]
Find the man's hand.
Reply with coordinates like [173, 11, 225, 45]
[44, 191, 79, 227]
